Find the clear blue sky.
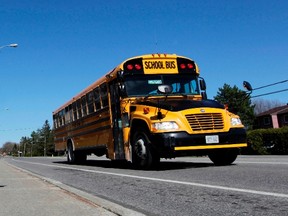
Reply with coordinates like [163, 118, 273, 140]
[1, 0, 288, 146]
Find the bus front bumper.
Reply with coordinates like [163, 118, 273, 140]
[149, 128, 247, 157]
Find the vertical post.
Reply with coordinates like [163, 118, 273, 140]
[44, 136, 47, 157]
[23, 141, 26, 156]
[31, 140, 33, 157]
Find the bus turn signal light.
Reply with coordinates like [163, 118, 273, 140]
[127, 64, 142, 70]
[187, 63, 194, 69]
[135, 64, 142, 70]
[180, 63, 194, 69]
[180, 63, 186, 69]
[127, 64, 133, 70]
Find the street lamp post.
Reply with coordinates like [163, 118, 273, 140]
[0, 43, 18, 50]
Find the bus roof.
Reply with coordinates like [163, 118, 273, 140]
[53, 54, 197, 114]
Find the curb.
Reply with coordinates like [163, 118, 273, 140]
[5, 160, 145, 216]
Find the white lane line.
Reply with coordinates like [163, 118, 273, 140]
[236, 161, 288, 165]
[173, 157, 288, 165]
[13, 159, 288, 199]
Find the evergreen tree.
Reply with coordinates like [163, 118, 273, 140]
[214, 83, 255, 129]
[40, 120, 55, 156]
[19, 120, 54, 157]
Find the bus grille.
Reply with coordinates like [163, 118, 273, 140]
[185, 113, 224, 131]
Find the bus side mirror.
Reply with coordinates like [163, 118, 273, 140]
[201, 92, 207, 100]
[200, 79, 206, 90]
[118, 83, 127, 97]
[117, 71, 124, 81]
[199, 78, 207, 99]
[243, 81, 253, 91]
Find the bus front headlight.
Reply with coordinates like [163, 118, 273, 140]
[152, 121, 179, 131]
[230, 117, 242, 126]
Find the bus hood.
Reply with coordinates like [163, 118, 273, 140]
[137, 99, 225, 111]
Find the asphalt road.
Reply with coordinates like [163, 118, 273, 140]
[5, 155, 288, 216]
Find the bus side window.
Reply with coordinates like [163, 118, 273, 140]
[65, 106, 70, 123]
[59, 109, 65, 126]
[77, 99, 82, 118]
[93, 88, 101, 111]
[69, 104, 73, 122]
[81, 96, 87, 117]
[100, 84, 108, 108]
[72, 102, 77, 120]
[57, 113, 61, 127]
[87, 91, 95, 114]
[53, 114, 58, 128]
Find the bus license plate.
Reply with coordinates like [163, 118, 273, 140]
[205, 135, 219, 144]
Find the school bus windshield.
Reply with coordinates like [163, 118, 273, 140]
[124, 74, 200, 97]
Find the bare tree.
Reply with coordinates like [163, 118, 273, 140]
[1, 142, 19, 155]
[252, 98, 285, 115]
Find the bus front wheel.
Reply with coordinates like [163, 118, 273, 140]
[208, 148, 239, 166]
[132, 128, 159, 169]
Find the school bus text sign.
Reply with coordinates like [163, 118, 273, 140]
[143, 59, 178, 74]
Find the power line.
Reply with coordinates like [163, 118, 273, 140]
[251, 88, 288, 98]
[246, 79, 288, 98]
[0, 128, 32, 132]
[252, 79, 288, 91]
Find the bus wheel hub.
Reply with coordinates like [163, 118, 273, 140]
[135, 139, 146, 159]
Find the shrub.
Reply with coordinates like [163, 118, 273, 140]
[244, 127, 288, 155]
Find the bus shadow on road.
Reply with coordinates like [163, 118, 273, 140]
[156, 161, 216, 170]
[54, 159, 217, 171]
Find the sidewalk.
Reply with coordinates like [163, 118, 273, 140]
[0, 158, 144, 216]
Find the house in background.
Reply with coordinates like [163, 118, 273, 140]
[254, 104, 288, 129]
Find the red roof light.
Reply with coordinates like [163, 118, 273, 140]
[180, 64, 186, 69]
[187, 63, 194, 69]
[135, 64, 142, 70]
[127, 64, 133, 70]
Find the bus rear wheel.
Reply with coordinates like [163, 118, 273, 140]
[208, 148, 239, 166]
[67, 143, 75, 163]
[132, 128, 159, 169]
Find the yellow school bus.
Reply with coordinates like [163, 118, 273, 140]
[53, 54, 247, 169]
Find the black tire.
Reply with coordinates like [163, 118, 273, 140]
[208, 148, 239, 166]
[132, 128, 160, 169]
[67, 143, 87, 164]
[67, 143, 75, 163]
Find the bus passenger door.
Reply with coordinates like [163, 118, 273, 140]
[109, 81, 125, 160]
